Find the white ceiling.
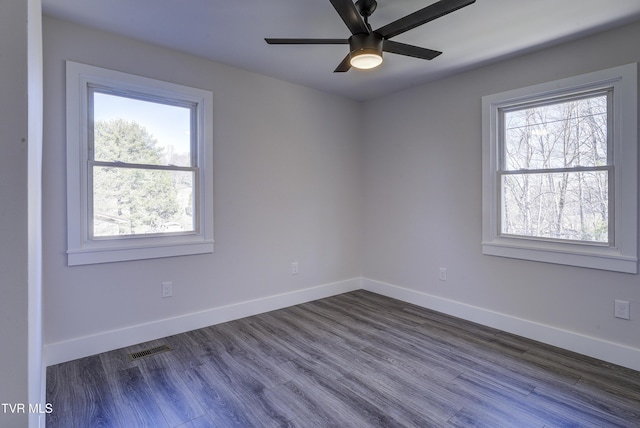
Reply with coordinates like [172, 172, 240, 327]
[42, 0, 640, 101]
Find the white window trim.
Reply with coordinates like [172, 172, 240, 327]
[66, 61, 214, 265]
[482, 63, 637, 273]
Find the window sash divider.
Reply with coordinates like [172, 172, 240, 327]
[499, 165, 611, 175]
[90, 160, 197, 173]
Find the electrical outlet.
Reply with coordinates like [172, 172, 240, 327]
[439, 267, 447, 281]
[161, 281, 173, 298]
[614, 300, 630, 320]
[291, 262, 299, 275]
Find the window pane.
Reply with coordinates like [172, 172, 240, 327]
[93, 166, 195, 237]
[503, 95, 608, 170]
[502, 171, 608, 242]
[93, 92, 192, 167]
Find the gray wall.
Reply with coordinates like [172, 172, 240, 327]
[362, 21, 640, 355]
[43, 17, 363, 355]
[0, 1, 29, 426]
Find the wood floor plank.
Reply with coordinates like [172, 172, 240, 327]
[526, 386, 634, 427]
[47, 290, 640, 427]
[44, 409, 72, 428]
[185, 364, 272, 427]
[234, 317, 301, 364]
[176, 413, 219, 428]
[279, 358, 405, 426]
[572, 378, 640, 421]
[447, 405, 543, 428]
[447, 370, 548, 427]
[347, 364, 460, 425]
[70, 354, 122, 428]
[181, 364, 260, 427]
[108, 367, 168, 428]
[252, 312, 363, 379]
[212, 323, 293, 389]
[98, 343, 138, 374]
[349, 349, 465, 422]
[45, 362, 74, 417]
[143, 367, 205, 427]
[269, 380, 350, 428]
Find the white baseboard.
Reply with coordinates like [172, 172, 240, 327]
[45, 276, 640, 372]
[362, 278, 640, 372]
[44, 277, 361, 366]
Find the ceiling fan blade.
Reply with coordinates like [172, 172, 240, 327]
[383, 40, 442, 60]
[329, 0, 370, 35]
[376, 0, 475, 39]
[265, 38, 348, 45]
[334, 54, 352, 72]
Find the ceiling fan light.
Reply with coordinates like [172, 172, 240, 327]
[350, 50, 383, 70]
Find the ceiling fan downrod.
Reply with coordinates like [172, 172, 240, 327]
[355, 0, 377, 30]
[355, 0, 377, 18]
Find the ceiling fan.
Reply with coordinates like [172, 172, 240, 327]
[265, 0, 476, 72]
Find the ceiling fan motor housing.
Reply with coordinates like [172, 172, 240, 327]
[349, 32, 383, 58]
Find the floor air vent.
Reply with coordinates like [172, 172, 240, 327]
[128, 344, 173, 361]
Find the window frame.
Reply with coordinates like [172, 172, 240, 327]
[482, 63, 637, 273]
[66, 61, 214, 266]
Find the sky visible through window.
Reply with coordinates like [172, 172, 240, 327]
[93, 92, 191, 157]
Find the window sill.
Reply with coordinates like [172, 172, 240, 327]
[482, 239, 637, 273]
[67, 240, 214, 266]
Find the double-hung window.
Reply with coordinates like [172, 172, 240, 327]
[482, 63, 637, 273]
[66, 61, 214, 265]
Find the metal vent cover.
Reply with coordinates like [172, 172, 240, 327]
[128, 344, 173, 361]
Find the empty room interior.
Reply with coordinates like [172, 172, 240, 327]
[2, 0, 640, 426]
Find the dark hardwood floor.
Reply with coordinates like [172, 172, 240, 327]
[46, 290, 640, 427]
